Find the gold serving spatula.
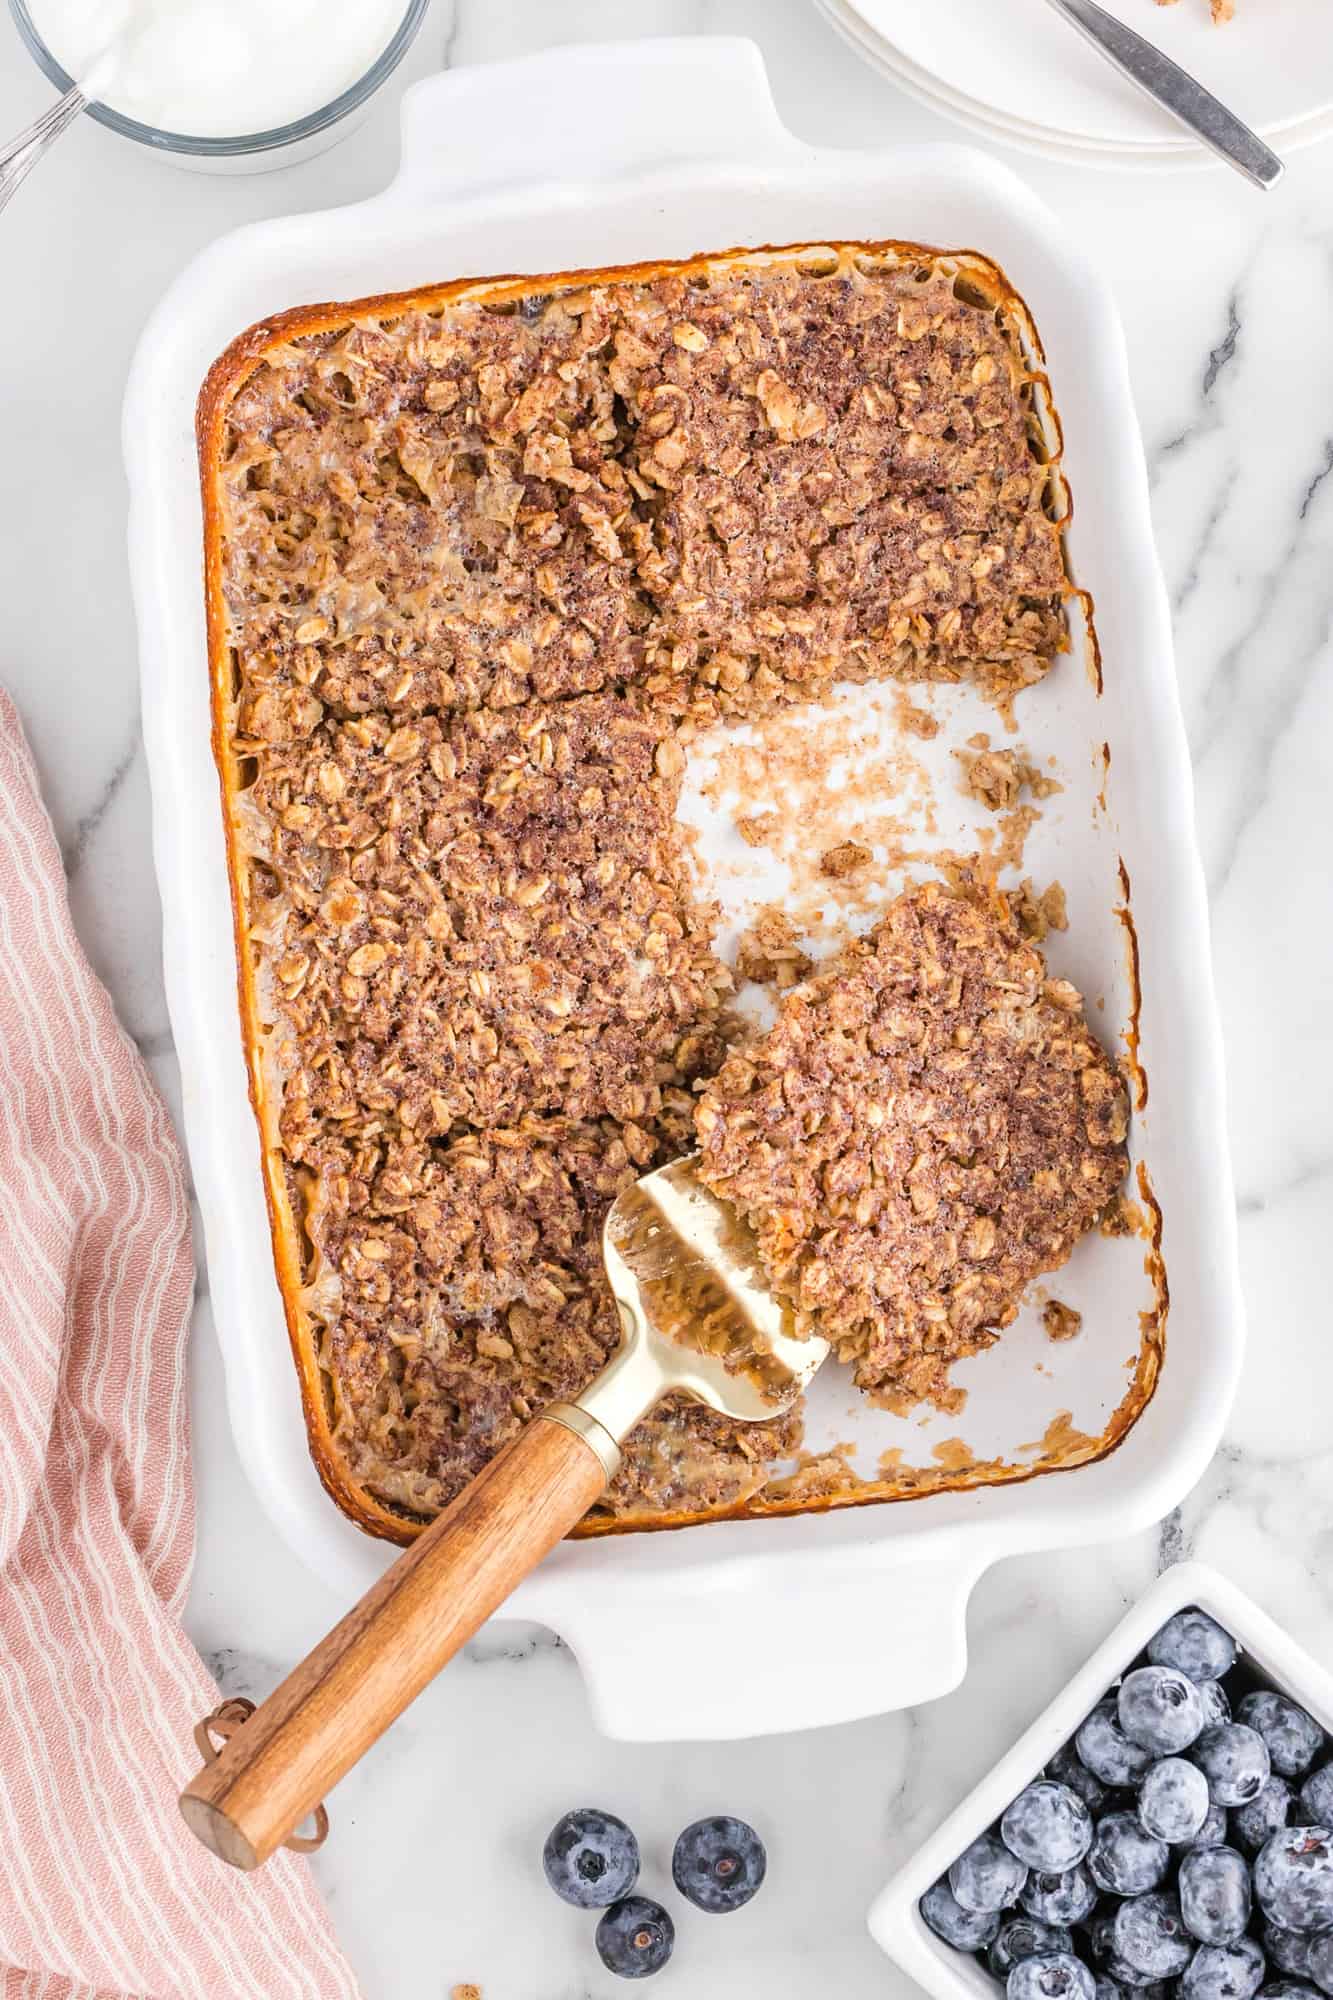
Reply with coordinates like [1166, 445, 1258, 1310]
[180, 1156, 828, 1870]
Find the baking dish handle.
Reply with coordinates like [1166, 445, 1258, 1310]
[390, 36, 804, 207]
[549, 1549, 988, 1742]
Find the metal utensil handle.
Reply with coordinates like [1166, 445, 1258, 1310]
[0, 84, 87, 218]
[1045, 0, 1283, 189]
[179, 1412, 610, 1870]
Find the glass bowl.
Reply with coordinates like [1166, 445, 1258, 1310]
[7, 0, 431, 173]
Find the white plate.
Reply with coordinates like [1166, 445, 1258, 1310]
[845, 0, 1333, 150]
[870, 1560, 1333, 1998]
[123, 37, 1243, 1743]
[817, 0, 1333, 169]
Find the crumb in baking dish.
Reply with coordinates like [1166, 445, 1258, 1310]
[694, 881, 1128, 1410]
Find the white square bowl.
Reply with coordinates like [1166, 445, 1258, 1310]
[869, 1560, 1333, 2000]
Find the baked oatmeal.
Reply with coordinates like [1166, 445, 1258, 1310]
[695, 882, 1127, 1412]
[201, 242, 1098, 1538]
[315, 1114, 798, 1521]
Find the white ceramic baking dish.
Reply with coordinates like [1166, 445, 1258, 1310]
[123, 36, 1243, 1742]
[869, 1560, 1333, 1997]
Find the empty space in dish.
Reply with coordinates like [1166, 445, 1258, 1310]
[669, 605, 1161, 1520]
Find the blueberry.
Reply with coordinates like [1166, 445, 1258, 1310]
[989, 1924, 1060, 1980]
[1008, 1953, 1097, 2000]
[1049, 1740, 1110, 1817]
[1078, 1703, 1156, 1789]
[1255, 1827, 1333, 1933]
[1201, 1683, 1234, 1729]
[1258, 1984, 1322, 2000]
[1233, 1778, 1294, 1855]
[1149, 1611, 1238, 1685]
[1003, 1783, 1095, 1872]
[1194, 1726, 1272, 1807]
[1265, 1931, 1314, 1981]
[1298, 1768, 1333, 1825]
[992, 1918, 1078, 1979]
[1109, 1891, 1195, 1981]
[1187, 1802, 1232, 1850]
[542, 1808, 640, 1908]
[1089, 1812, 1171, 1896]
[949, 1831, 1029, 1914]
[1238, 1696, 1325, 1781]
[1140, 1758, 1212, 1844]
[1120, 1667, 1207, 1756]
[1021, 1865, 1098, 1925]
[1096, 1981, 1152, 2000]
[672, 1816, 766, 1914]
[595, 1897, 674, 1979]
[1179, 1845, 1252, 1943]
[1181, 1939, 1267, 2000]
[1307, 1938, 1333, 1997]
[921, 1877, 1002, 1950]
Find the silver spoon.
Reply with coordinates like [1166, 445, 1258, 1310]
[0, 83, 87, 217]
[1044, 0, 1283, 188]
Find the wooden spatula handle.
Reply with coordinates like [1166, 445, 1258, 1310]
[179, 1412, 610, 1869]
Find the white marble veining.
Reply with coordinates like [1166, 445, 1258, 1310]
[2, 2, 1332, 1994]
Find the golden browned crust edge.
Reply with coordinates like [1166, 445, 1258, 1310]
[196, 236, 1141, 1552]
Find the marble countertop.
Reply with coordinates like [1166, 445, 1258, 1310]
[3, 1, 1331, 1993]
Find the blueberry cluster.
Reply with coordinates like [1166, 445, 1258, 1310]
[921, 1606, 1333, 2000]
[542, 1808, 766, 1978]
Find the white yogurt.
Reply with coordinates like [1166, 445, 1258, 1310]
[25, 0, 409, 137]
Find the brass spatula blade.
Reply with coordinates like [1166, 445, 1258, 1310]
[601, 1154, 829, 1424]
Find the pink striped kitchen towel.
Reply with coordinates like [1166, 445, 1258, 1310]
[0, 688, 361, 2000]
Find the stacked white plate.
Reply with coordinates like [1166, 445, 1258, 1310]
[815, 0, 1333, 171]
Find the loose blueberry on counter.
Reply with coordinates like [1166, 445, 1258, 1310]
[542, 1808, 640, 1909]
[1109, 1890, 1195, 1982]
[595, 1897, 674, 1980]
[1233, 1778, 1294, 1855]
[1180, 1938, 1267, 2000]
[921, 1878, 1003, 1951]
[1264, 1930, 1314, 1980]
[1078, 1702, 1157, 1789]
[1238, 1696, 1325, 1781]
[951, 1832, 1031, 1914]
[1120, 1667, 1207, 1756]
[1089, 1812, 1171, 1897]
[1201, 1684, 1233, 1730]
[1306, 1937, 1333, 1997]
[1021, 1865, 1098, 1925]
[1193, 1726, 1272, 1807]
[672, 1816, 766, 1914]
[1049, 1741, 1110, 1817]
[1254, 1826, 1333, 1932]
[1149, 1611, 1238, 1686]
[1297, 1768, 1333, 1826]
[1140, 1758, 1212, 1845]
[1008, 1952, 1098, 2000]
[1003, 1782, 1095, 1872]
[1178, 1845, 1252, 1943]
[991, 1917, 1078, 1979]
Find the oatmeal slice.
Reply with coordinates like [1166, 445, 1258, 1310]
[313, 1116, 796, 1520]
[244, 690, 729, 1141]
[695, 881, 1128, 1409]
[220, 290, 652, 712]
[613, 263, 1066, 720]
